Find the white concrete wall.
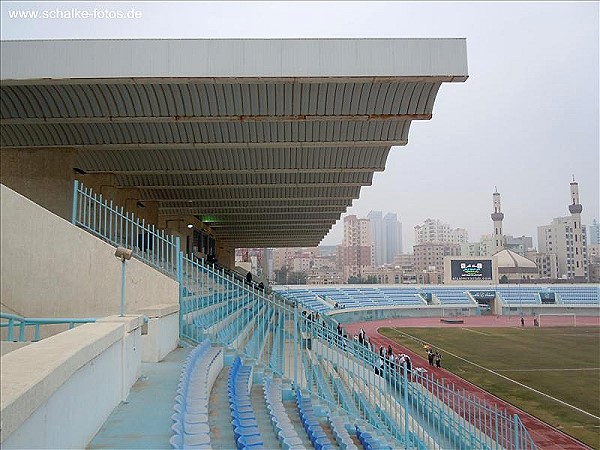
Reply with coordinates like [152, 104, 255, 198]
[1, 317, 143, 448]
[0, 184, 179, 333]
[138, 304, 179, 362]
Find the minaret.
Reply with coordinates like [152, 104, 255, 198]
[568, 176, 585, 279]
[491, 187, 505, 254]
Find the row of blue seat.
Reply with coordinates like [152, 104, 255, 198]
[355, 425, 392, 450]
[295, 390, 335, 450]
[328, 414, 359, 450]
[170, 341, 222, 449]
[229, 357, 264, 449]
[263, 377, 307, 450]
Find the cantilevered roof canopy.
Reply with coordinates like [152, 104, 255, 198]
[0, 38, 468, 248]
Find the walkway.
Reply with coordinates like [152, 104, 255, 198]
[88, 346, 191, 449]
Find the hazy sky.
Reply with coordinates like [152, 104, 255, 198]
[2, 1, 598, 250]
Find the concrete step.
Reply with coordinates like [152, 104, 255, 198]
[250, 383, 282, 449]
[283, 399, 314, 449]
[208, 366, 237, 450]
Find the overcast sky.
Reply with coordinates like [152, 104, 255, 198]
[2, 1, 598, 250]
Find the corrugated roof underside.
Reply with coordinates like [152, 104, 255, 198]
[1, 65, 466, 247]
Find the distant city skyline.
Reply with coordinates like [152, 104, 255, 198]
[322, 182, 598, 251]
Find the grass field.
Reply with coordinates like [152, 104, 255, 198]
[379, 326, 600, 449]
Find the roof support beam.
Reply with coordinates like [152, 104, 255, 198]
[2, 113, 430, 126]
[160, 204, 348, 209]
[186, 210, 340, 218]
[142, 196, 358, 202]
[87, 167, 383, 175]
[160, 208, 345, 217]
[157, 199, 352, 206]
[213, 223, 333, 229]
[130, 182, 368, 189]
[1, 140, 406, 151]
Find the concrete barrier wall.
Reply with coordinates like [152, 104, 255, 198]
[138, 304, 180, 362]
[0, 184, 178, 333]
[500, 305, 600, 316]
[1, 316, 143, 448]
[329, 305, 477, 324]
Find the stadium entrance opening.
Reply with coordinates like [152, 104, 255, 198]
[470, 291, 498, 315]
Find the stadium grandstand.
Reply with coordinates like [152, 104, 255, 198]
[1, 38, 598, 450]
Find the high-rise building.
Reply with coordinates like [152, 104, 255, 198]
[537, 217, 588, 280]
[536, 179, 588, 281]
[460, 235, 495, 257]
[368, 211, 403, 266]
[589, 219, 600, 245]
[383, 212, 403, 264]
[413, 242, 460, 284]
[414, 218, 468, 245]
[338, 215, 372, 281]
[367, 211, 384, 266]
[504, 235, 533, 256]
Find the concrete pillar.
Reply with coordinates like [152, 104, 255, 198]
[0, 148, 78, 221]
[217, 243, 235, 269]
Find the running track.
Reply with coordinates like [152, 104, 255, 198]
[344, 315, 598, 450]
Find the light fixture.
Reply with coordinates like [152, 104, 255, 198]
[115, 246, 133, 261]
[187, 224, 193, 229]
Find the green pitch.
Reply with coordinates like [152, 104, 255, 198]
[379, 326, 600, 449]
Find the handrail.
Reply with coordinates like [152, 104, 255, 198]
[70, 180, 538, 450]
[1, 312, 96, 342]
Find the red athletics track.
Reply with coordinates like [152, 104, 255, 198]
[344, 315, 598, 450]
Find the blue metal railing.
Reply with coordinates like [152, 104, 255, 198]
[1, 313, 97, 342]
[72, 180, 180, 277]
[69, 181, 537, 450]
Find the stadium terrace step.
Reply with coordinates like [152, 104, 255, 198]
[250, 382, 283, 449]
[208, 366, 238, 449]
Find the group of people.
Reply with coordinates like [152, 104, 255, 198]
[375, 344, 414, 377]
[425, 346, 442, 368]
[244, 271, 265, 291]
[520, 315, 540, 327]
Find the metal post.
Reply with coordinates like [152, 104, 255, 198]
[71, 180, 79, 225]
[19, 322, 26, 341]
[403, 361, 409, 449]
[7, 318, 14, 341]
[176, 237, 182, 336]
[120, 258, 126, 317]
[293, 301, 298, 388]
[513, 414, 520, 450]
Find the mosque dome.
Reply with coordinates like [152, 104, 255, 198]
[494, 249, 537, 271]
